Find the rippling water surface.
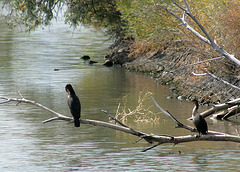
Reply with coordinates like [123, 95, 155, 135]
[0, 13, 240, 171]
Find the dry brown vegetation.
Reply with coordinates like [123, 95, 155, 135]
[220, 0, 240, 57]
[115, 91, 160, 123]
[125, 1, 240, 66]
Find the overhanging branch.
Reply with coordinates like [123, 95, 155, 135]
[156, 0, 240, 67]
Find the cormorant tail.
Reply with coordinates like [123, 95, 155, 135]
[74, 118, 80, 127]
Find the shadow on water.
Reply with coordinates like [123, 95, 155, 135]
[0, 15, 240, 171]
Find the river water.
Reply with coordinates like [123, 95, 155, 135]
[0, 14, 240, 171]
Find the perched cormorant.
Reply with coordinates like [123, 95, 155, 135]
[192, 99, 208, 136]
[65, 84, 81, 127]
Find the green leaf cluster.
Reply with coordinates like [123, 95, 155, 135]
[2, 0, 61, 31]
[116, 0, 179, 47]
[2, 0, 125, 37]
[64, 0, 125, 38]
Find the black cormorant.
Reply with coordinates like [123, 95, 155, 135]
[65, 84, 81, 127]
[192, 99, 208, 136]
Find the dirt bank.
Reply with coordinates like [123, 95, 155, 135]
[106, 38, 240, 104]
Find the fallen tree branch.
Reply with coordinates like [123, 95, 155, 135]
[1, 94, 240, 152]
[0, 95, 71, 120]
[222, 105, 240, 120]
[192, 72, 207, 76]
[156, 0, 240, 67]
[200, 98, 240, 119]
[211, 106, 240, 120]
[102, 109, 129, 128]
[0, 94, 173, 144]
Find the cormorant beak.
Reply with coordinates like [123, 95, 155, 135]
[66, 89, 69, 93]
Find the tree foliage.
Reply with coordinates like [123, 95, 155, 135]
[2, 0, 61, 30]
[2, 0, 239, 56]
[65, 0, 125, 37]
[1, 0, 125, 37]
[116, 0, 239, 57]
[116, 0, 179, 50]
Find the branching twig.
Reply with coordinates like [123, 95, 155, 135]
[102, 109, 129, 128]
[0, 97, 11, 104]
[151, 96, 196, 132]
[142, 142, 162, 152]
[192, 69, 240, 91]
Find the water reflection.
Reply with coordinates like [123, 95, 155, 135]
[0, 14, 240, 171]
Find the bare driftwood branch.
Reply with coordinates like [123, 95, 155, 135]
[199, 98, 240, 120]
[222, 105, 240, 120]
[151, 96, 195, 131]
[156, 0, 240, 67]
[1, 94, 240, 152]
[0, 95, 173, 145]
[192, 72, 207, 76]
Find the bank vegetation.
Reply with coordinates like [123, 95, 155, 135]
[110, 0, 240, 104]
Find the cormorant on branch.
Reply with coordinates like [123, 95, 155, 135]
[65, 84, 81, 127]
[192, 99, 208, 137]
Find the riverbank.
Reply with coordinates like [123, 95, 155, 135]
[106, 38, 240, 104]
